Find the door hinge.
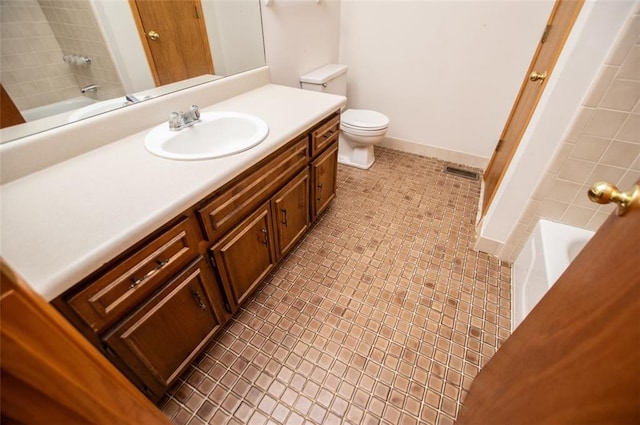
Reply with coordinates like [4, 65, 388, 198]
[541, 24, 551, 43]
[195, 5, 200, 19]
[495, 139, 504, 152]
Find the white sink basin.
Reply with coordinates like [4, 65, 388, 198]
[144, 112, 269, 160]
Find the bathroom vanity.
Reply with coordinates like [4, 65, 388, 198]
[0, 69, 345, 401]
[53, 111, 339, 400]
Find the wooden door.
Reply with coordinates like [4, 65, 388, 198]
[1, 83, 25, 128]
[272, 169, 310, 259]
[456, 185, 640, 423]
[212, 203, 277, 310]
[482, 0, 584, 215]
[130, 0, 214, 86]
[311, 143, 338, 220]
[0, 260, 171, 424]
[105, 259, 223, 399]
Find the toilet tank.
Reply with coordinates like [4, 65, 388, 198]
[300, 64, 347, 96]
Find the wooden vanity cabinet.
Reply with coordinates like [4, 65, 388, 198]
[198, 136, 309, 242]
[212, 168, 311, 312]
[54, 216, 228, 402]
[54, 110, 340, 402]
[103, 258, 223, 397]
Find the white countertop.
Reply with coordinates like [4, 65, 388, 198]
[0, 84, 346, 301]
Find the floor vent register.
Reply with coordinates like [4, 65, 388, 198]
[444, 165, 479, 180]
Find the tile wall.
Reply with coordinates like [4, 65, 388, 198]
[0, 0, 125, 113]
[501, 9, 640, 262]
[0, 0, 77, 110]
[38, 0, 124, 102]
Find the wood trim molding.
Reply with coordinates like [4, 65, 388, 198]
[128, 0, 161, 87]
[195, 0, 215, 75]
[481, 0, 585, 216]
[0, 84, 25, 129]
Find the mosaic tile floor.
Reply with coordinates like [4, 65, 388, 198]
[161, 147, 512, 425]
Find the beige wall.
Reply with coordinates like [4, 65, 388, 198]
[338, 1, 553, 164]
[261, 0, 341, 88]
[262, 1, 555, 168]
[501, 8, 640, 262]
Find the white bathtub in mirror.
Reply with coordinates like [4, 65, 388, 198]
[21, 97, 98, 122]
[0, 75, 224, 144]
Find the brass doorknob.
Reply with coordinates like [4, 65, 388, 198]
[587, 181, 640, 216]
[529, 71, 547, 82]
[148, 31, 160, 41]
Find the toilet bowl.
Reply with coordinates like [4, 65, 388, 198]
[339, 108, 389, 169]
[299, 64, 390, 170]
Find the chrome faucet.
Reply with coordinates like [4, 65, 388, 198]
[169, 105, 201, 131]
[80, 84, 99, 93]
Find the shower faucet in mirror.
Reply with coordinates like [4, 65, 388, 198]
[80, 84, 99, 94]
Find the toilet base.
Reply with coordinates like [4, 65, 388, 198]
[337, 137, 376, 169]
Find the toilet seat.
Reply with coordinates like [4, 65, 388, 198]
[340, 125, 388, 137]
[341, 109, 389, 131]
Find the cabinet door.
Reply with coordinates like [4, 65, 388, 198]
[211, 203, 276, 310]
[272, 169, 310, 259]
[311, 142, 338, 220]
[104, 258, 223, 398]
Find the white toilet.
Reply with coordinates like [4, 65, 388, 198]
[300, 64, 389, 169]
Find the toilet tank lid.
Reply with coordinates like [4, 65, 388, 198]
[300, 64, 348, 84]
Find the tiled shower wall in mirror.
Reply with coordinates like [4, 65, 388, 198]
[0, 0, 124, 111]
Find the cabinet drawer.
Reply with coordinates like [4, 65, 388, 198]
[104, 258, 223, 397]
[198, 136, 308, 241]
[68, 217, 200, 333]
[310, 113, 340, 156]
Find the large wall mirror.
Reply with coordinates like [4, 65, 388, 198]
[0, 0, 266, 144]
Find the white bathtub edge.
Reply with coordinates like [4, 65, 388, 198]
[512, 219, 595, 332]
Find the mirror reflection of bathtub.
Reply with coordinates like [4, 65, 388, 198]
[512, 219, 595, 331]
[0, 0, 265, 144]
[1, 75, 223, 143]
[21, 97, 98, 122]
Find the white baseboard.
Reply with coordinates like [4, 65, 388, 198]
[380, 136, 489, 170]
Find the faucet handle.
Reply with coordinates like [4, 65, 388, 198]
[190, 105, 200, 120]
[169, 112, 182, 130]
